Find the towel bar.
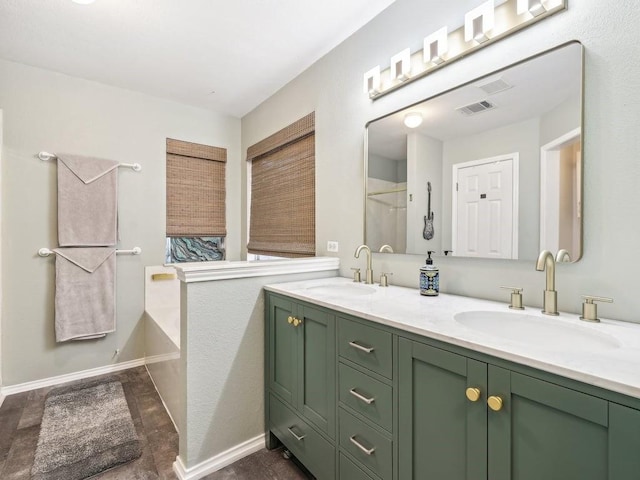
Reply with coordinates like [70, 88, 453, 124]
[38, 151, 142, 172]
[38, 247, 142, 257]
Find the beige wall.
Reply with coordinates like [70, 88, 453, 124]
[242, 0, 640, 323]
[0, 60, 241, 385]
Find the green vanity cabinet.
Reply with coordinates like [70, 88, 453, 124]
[265, 293, 337, 479]
[265, 290, 640, 480]
[398, 337, 640, 480]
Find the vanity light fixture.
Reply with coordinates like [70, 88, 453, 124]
[423, 27, 448, 66]
[465, 0, 495, 44]
[403, 112, 423, 129]
[363, 66, 381, 98]
[364, 0, 567, 100]
[390, 48, 411, 82]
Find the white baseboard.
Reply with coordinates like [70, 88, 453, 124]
[173, 434, 266, 480]
[0, 392, 5, 409]
[0, 358, 146, 397]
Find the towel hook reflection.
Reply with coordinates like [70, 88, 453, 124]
[38, 151, 142, 172]
[38, 247, 142, 257]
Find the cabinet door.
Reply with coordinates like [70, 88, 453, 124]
[609, 402, 640, 479]
[298, 304, 336, 438]
[398, 338, 487, 480]
[488, 366, 609, 480]
[268, 295, 298, 406]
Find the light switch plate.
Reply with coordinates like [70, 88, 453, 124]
[327, 241, 339, 252]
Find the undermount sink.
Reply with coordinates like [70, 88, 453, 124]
[454, 311, 620, 351]
[306, 283, 376, 296]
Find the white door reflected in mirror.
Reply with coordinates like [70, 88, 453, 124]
[452, 154, 517, 259]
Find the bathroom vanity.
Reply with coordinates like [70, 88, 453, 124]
[264, 277, 640, 480]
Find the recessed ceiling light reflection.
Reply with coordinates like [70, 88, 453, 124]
[404, 112, 423, 129]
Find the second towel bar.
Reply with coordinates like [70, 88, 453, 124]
[38, 247, 142, 257]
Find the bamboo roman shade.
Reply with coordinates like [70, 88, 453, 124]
[166, 138, 226, 237]
[247, 112, 315, 257]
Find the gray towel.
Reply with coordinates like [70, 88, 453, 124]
[52, 247, 116, 342]
[57, 154, 119, 246]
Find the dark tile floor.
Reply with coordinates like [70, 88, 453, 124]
[0, 366, 310, 480]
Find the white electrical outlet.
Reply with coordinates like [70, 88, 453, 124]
[327, 241, 339, 252]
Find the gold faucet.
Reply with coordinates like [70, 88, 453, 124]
[536, 250, 559, 316]
[354, 245, 374, 284]
[556, 249, 572, 262]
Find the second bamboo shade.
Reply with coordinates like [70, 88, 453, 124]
[247, 112, 315, 257]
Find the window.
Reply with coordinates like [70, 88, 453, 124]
[165, 138, 226, 263]
[247, 112, 315, 258]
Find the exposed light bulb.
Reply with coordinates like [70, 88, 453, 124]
[404, 113, 423, 129]
[424, 27, 448, 66]
[517, 0, 547, 17]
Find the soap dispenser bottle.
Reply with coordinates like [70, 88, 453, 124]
[420, 251, 439, 296]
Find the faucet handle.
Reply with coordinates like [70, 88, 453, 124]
[351, 267, 362, 283]
[500, 286, 524, 310]
[379, 272, 392, 287]
[580, 295, 613, 323]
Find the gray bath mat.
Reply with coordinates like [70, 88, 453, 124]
[31, 378, 142, 480]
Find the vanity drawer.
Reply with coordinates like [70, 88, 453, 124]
[339, 453, 377, 480]
[339, 363, 392, 432]
[338, 317, 392, 379]
[269, 394, 335, 480]
[339, 408, 392, 480]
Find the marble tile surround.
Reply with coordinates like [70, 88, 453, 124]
[265, 277, 640, 400]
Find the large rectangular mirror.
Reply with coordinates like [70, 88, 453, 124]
[365, 41, 583, 262]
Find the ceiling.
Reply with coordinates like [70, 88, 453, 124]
[0, 0, 396, 117]
[368, 42, 582, 161]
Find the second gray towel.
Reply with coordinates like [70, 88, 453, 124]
[57, 154, 119, 246]
[53, 247, 116, 342]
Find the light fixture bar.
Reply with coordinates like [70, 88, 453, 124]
[365, 0, 567, 100]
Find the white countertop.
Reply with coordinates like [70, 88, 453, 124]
[265, 277, 640, 400]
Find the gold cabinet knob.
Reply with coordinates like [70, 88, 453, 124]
[287, 316, 294, 324]
[292, 317, 302, 327]
[465, 387, 481, 402]
[487, 395, 503, 411]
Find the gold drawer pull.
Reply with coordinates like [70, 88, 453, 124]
[349, 435, 376, 456]
[287, 427, 306, 441]
[293, 317, 302, 327]
[348, 341, 375, 353]
[349, 388, 375, 405]
[488, 395, 504, 412]
[465, 387, 481, 402]
[287, 316, 294, 324]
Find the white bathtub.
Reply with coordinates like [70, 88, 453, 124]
[144, 266, 181, 432]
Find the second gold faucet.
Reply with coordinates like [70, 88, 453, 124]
[536, 250, 559, 316]
[354, 244, 374, 284]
